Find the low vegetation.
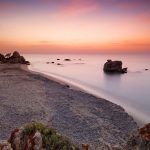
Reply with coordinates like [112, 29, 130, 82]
[23, 122, 79, 150]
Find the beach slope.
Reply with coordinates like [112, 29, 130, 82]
[0, 64, 138, 149]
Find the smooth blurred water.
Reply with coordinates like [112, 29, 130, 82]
[24, 54, 150, 125]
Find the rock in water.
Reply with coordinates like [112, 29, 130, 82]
[103, 59, 127, 73]
[64, 59, 71, 61]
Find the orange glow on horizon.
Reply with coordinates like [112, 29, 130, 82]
[0, 0, 150, 53]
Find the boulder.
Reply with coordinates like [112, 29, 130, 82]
[103, 59, 127, 73]
[9, 128, 42, 150]
[12, 51, 20, 58]
[5, 53, 11, 59]
[0, 54, 5, 63]
[124, 123, 150, 150]
[24, 61, 30, 65]
[64, 59, 71, 61]
[82, 144, 89, 150]
[0, 140, 12, 150]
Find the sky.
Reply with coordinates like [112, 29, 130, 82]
[0, 0, 150, 54]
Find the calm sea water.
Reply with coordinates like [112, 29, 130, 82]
[25, 54, 150, 126]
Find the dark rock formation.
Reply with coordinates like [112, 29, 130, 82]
[12, 51, 20, 58]
[8, 128, 42, 150]
[124, 123, 150, 150]
[82, 144, 89, 150]
[103, 59, 127, 73]
[64, 59, 71, 61]
[5, 53, 11, 59]
[1, 122, 79, 150]
[0, 54, 5, 63]
[0, 51, 30, 65]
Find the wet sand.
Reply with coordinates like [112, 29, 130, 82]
[0, 64, 138, 149]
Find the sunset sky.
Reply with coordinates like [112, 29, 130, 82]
[0, 0, 150, 53]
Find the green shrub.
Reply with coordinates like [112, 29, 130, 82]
[23, 122, 79, 150]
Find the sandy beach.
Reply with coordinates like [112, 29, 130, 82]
[0, 64, 138, 149]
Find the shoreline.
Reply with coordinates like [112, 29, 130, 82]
[26, 64, 145, 126]
[0, 64, 138, 149]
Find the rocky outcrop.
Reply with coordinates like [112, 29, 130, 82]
[0, 54, 5, 60]
[12, 51, 20, 58]
[64, 59, 71, 61]
[0, 51, 30, 65]
[0, 140, 12, 150]
[103, 60, 127, 73]
[124, 123, 150, 150]
[0, 122, 79, 150]
[8, 128, 42, 150]
[1, 123, 150, 150]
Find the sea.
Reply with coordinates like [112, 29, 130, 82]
[24, 53, 150, 126]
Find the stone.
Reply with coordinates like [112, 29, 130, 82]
[139, 123, 150, 141]
[103, 59, 127, 73]
[125, 123, 150, 150]
[82, 144, 89, 150]
[12, 51, 20, 58]
[0, 140, 12, 150]
[0, 54, 5, 62]
[111, 146, 123, 150]
[9, 128, 42, 150]
[64, 59, 71, 61]
[8, 128, 23, 150]
[5, 53, 11, 59]
[24, 61, 30, 65]
[32, 131, 42, 150]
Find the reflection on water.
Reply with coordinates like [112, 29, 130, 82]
[25, 54, 150, 125]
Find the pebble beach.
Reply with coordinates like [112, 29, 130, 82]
[0, 64, 138, 149]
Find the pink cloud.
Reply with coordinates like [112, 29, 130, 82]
[0, 2, 18, 11]
[117, 0, 150, 11]
[137, 12, 150, 23]
[57, 0, 100, 16]
[118, 2, 143, 10]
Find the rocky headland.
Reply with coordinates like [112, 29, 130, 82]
[0, 51, 30, 65]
